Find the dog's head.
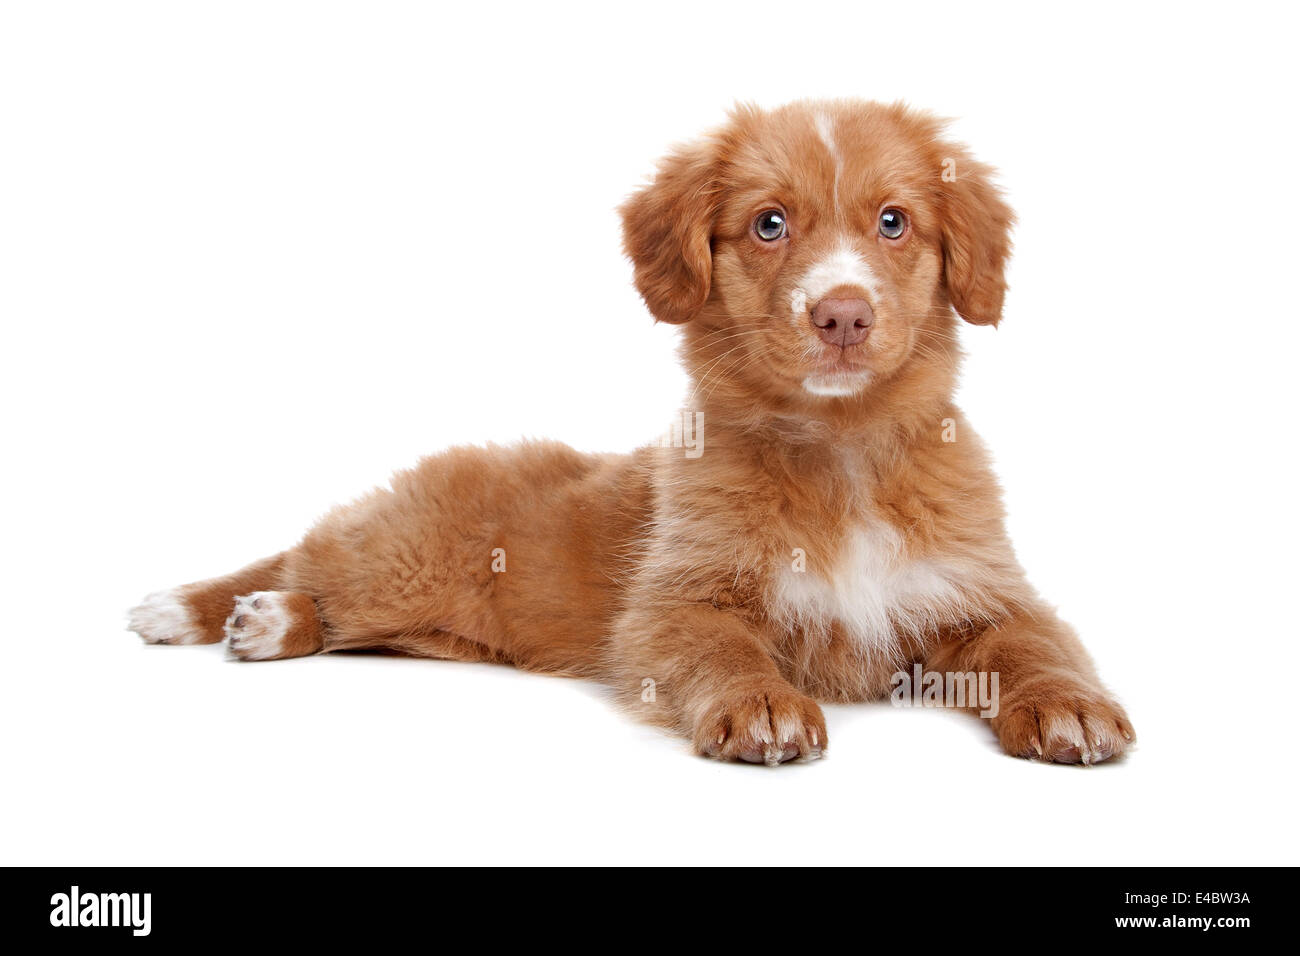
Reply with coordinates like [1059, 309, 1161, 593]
[621, 100, 1013, 406]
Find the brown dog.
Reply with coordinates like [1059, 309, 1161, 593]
[129, 99, 1134, 766]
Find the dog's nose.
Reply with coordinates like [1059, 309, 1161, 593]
[810, 298, 875, 347]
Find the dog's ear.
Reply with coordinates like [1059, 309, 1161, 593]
[938, 154, 1015, 326]
[619, 138, 723, 325]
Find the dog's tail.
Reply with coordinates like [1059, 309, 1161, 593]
[127, 552, 287, 646]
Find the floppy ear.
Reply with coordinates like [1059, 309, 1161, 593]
[619, 139, 722, 325]
[939, 154, 1015, 326]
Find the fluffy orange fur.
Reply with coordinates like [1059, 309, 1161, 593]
[130, 100, 1134, 766]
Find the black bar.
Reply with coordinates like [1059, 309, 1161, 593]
[4, 867, 1283, 943]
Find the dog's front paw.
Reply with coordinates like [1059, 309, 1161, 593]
[694, 685, 826, 765]
[994, 682, 1135, 765]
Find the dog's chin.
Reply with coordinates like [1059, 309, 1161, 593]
[801, 350, 875, 397]
[801, 368, 874, 397]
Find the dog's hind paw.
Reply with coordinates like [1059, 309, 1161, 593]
[128, 589, 207, 645]
[224, 592, 294, 661]
[224, 591, 323, 661]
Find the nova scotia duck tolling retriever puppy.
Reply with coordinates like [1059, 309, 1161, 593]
[130, 99, 1135, 767]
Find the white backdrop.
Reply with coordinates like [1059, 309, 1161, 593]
[2, 0, 1297, 865]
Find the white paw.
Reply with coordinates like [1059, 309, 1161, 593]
[224, 592, 290, 661]
[128, 589, 204, 645]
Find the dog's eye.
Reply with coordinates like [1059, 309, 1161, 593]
[754, 210, 787, 241]
[879, 208, 907, 240]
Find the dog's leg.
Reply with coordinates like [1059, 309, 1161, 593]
[612, 604, 826, 765]
[223, 591, 325, 662]
[925, 607, 1136, 765]
[129, 554, 286, 646]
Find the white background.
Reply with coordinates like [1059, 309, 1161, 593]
[2, 1, 1297, 866]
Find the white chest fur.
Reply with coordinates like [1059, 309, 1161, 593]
[770, 519, 975, 657]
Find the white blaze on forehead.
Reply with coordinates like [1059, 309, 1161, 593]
[814, 111, 844, 208]
[814, 111, 838, 159]
[790, 241, 881, 316]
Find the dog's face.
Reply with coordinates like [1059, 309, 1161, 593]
[621, 101, 1014, 404]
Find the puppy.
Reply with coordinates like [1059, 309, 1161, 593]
[130, 100, 1134, 766]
